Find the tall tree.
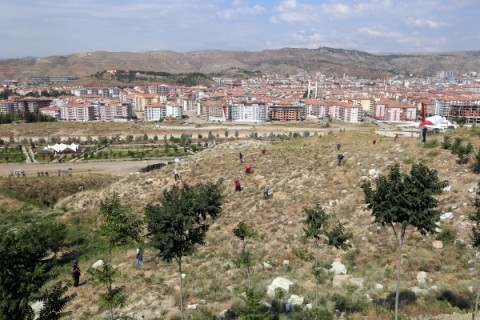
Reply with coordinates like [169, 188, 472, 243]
[361, 163, 447, 320]
[303, 203, 352, 307]
[0, 223, 72, 320]
[145, 181, 223, 320]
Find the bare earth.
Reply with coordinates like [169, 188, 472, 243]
[0, 159, 165, 177]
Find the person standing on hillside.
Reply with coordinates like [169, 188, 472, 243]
[337, 153, 344, 166]
[263, 184, 270, 200]
[239, 152, 243, 163]
[71, 261, 81, 287]
[136, 248, 143, 267]
[234, 177, 242, 192]
[174, 168, 181, 181]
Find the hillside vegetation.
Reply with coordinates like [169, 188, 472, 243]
[3, 127, 480, 319]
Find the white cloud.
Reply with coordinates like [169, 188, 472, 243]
[220, 4, 266, 19]
[358, 27, 404, 39]
[407, 18, 447, 28]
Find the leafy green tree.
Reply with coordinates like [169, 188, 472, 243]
[473, 148, 480, 174]
[469, 182, 480, 319]
[99, 192, 142, 262]
[87, 265, 126, 320]
[361, 163, 447, 320]
[233, 222, 257, 289]
[303, 203, 352, 306]
[38, 282, 76, 320]
[0, 223, 72, 320]
[145, 181, 223, 320]
[95, 193, 141, 320]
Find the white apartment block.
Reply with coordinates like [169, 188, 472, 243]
[60, 104, 95, 121]
[166, 103, 183, 119]
[39, 107, 61, 120]
[99, 103, 133, 121]
[229, 102, 268, 122]
[144, 105, 166, 122]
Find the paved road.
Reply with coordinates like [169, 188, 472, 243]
[0, 159, 168, 177]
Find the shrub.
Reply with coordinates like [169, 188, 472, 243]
[290, 308, 333, 320]
[423, 140, 438, 148]
[437, 289, 471, 310]
[380, 290, 416, 310]
[331, 293, 368, 314]
[435, 224, 456, 244]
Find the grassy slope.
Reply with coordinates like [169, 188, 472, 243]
[5, 128, 480, 319]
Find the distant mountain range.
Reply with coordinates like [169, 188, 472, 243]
[1, 47, 480, 83]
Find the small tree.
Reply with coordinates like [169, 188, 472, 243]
[469, 181, 480, 319]
[233, 222, 257, 289]
[361, 163, 447, 320]
[473, 148, 480, 174]
[145, 181, 223, 320]
[96, 193, 142, 320]
[303, 203, 352, 306]
[99, 192, 142, 262]
[38, 282, 76, 320]
[441, 135, 452, 149]
[87, 265, 127, 320]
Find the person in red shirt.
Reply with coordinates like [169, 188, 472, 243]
[234, 177, 242, 192]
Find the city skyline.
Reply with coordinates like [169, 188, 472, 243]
[1, 0, 479, 59]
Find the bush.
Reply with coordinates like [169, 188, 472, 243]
[331, 293, 368, 314]
[381, 290, 416, 310]
[290, 308, 333, 320]
[423, 140, 438, 148]
[435, 224, 456, 244]
[437, 289, 471, 310]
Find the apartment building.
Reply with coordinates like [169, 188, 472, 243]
[269, 105, 305, 121]
[372, 101, 416, 122]
[60, 104, 95, 121]
[133, 94, 159, 112]
[166, 102, 183, 119]
[203, 101, 227, 122]
[229, 102, 268, 122]
[14, 97, 52, 114]
[0, 101, 15, 114]
[39, 107, 61, 120]
[338, 105, 362, 122]
[433, 97, 480, 124]
[144, 104, 166, 122]
[99, 103, 133, 121]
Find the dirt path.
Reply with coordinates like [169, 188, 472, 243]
[0, 159, 167, 177]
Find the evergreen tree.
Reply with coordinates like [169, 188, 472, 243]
[145, 181, 223, 320]
[469, 181, 480, 319]
[361, 163, 447, 320]
[233, 222, 257, 289]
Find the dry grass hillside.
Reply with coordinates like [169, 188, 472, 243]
[35, 129, 480, 319]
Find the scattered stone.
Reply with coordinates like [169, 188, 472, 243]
[187, 304, 197, 310]
[263, 262, 274, 270]
[443, 186, 451, 192]
[362, 236, 368, 241]
[92, 260, 104, 269]
[440, 212, 453, 220]
[432, 240, 443, 249]
[200, 299, 206, 304]
[181, 273, 186, 279]
[341, 189, 348, 193]
[469, 188, 474, 193]
[349, 277, 364, 288]
[417, 271, 427, 285]
[410, 286, 427, 295]
[31, 301, 44, 319]
[375, 283, 384, 290]
[267, 277, 293, 297]
[330, 261, 347, 275]
[288, 294, 304, 306]
[282, 260, 289, 266]
[305, 303, 313, 309]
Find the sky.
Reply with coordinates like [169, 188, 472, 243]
[1, 0, 479, 59]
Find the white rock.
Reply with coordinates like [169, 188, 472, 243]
[440, 212, 453, 220]
[288, 294, 304, 306]
[282, 260, 289, 266]
[410, 286, 427, 295]
[432, 240, 443, 249]
[187, 304, 197, 310]
[332, 275, 351, 287]
[375, 283, 384, 290]
[200, 299, 206, 304]
[349, 277, 364, 288]
[92, 260, 104, 269]
[368, 169, 377, 176]
[443, 186, 451, 192]
[330, 261, 347, 275]
[417, 271, 427, 284]
[469, 188, 474, 193]
[267, 277, 293, 297]
[305, 303, 313, 309]
[181, 273, 186, 279]
[263, 262, 273, 270]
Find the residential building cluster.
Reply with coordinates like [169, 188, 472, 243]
[1, 69, 480, 124]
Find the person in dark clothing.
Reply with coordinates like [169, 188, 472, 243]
[239, 152, 243, 163]
[263, 184, 270, 200]
[337, 153, 344, 166]
[136, 248, 143, 267]
[234, 177, 242, 192]
[71, 261, 81, 287]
